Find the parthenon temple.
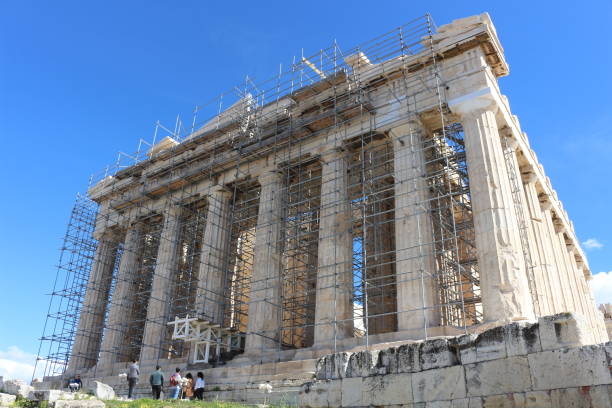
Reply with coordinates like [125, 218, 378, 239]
[37, 12, 608, 394]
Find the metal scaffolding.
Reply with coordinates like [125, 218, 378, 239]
[35, 14, 485, 379]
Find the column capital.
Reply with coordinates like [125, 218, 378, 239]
[448, 87, 500, 118]
[126, 220, 145, 232]
[552, 217, 565, 234]
[258, 168, 283, 185]
[209, 185, 233, 199]
[538, 193, 553, 211]
[319, 145, 347, 163]
[94, 227, 121, 242]
[164, 200, 184, 217]
[502, 134, 519, 151]
[521, 170, 538, 185]
[388, 120, 425, 141]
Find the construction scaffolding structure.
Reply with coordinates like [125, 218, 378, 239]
[35, 12, 603, 384]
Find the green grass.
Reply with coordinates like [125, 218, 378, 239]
[104, 399, 252, 408]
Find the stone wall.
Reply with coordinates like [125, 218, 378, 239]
[299, 313, 612, 407]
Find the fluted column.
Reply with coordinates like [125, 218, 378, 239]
[538, 198, 570, 312]
[314, 147, 354, 347]
[68, 229, 119, 373]
[520, 171, 556, 315]
[140, 203, 182, 363]
[500, 136, 545, 317]
[390, 122, 439, 333]
[244, 170, 284, 353]
[98, 223, 143, 368]
[196, 186, 233, 324]
[454, 98, 534, 323]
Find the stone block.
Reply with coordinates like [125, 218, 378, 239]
[449, 399, 469, 408]
[412, 365, 466, 402]
[538, 313, 592, 351]
[474, 326, 507, 362]
[465, 356, 532, 396]
[528, 345, 611, 390]
[505, 321, 541, 357]
[524, 391, 552, 408]
[420, 338, 459, 370]
[300, 380, 341, 408]
[481, 393, 525, 407]
[340, 377, 362, 407]
[590, 384, 612, 408]
[550, 385, 612, 408]
[316, 352, 351, 380]
[398, 342, 422, 373]
[54, 401, 105, 408]
[363, 373, 413, 406]
[0, 393, 16, 407]
[450, 334, 478, 365]
[375, 346, 399, 374]
[346, 350, 379, 378]
[2, 379, 33, 398]
[28, 389, 74, 402]
[425, 401, 451, 408]
[85, 381, 115, 400]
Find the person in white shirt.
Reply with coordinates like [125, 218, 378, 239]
[194, 371, 205, 400]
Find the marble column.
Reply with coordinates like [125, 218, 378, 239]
[455, 99, 534, 323]
[538, 198, 570, 312]
[501, 137, 545, 317]
[520, 171, 556, 315]
[314, 147, 354, 347]
[98, 223, 143, 368]
[140, 203, 182, 363]
[68, 229, 119, 373]
[390, 122, 439, 333]
[244, 170, 284, 353]
[196, 186, 233, 324]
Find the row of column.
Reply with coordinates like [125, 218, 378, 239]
[70, 98, 604, 372]
[454, 96, 603, 336]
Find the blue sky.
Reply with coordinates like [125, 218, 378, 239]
[1, 1, 611, 380]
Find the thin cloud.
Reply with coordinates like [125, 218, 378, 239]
[590, 271, 612, 306]
[582, 238, 603, 250]
[0, 346, 39, 382]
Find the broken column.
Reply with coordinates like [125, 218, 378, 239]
[68, 229, 119, 372]
[196, 186, 233, 324]
[452, 95, 534, 323]
[314, 147, 354, 348]
[98, 222, 143, 367]
[139, 203, 182, 362]
[390, 122, 439, 333]
[244, 170, 284, 354]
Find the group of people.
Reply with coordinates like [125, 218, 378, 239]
[127, 360, 206, 400]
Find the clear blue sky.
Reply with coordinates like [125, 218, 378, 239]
[1, 1, 611, 376]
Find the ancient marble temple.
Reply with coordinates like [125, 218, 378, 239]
[38, 13, 606, 391]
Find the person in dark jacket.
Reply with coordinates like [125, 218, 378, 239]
[149, 366, 164, 400]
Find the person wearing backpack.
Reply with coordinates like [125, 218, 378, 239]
[169, 367, 182, 399]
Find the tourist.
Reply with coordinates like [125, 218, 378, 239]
[182, 373, 194, 399]
[194, 372, 205, 400]
[127, 359, 139, 399]
[169, 367, 182, 399]
[149, 366, 164, 400]
[68, 374, 82, 392]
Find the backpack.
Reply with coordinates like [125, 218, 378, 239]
[170, 374, 179, 386]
